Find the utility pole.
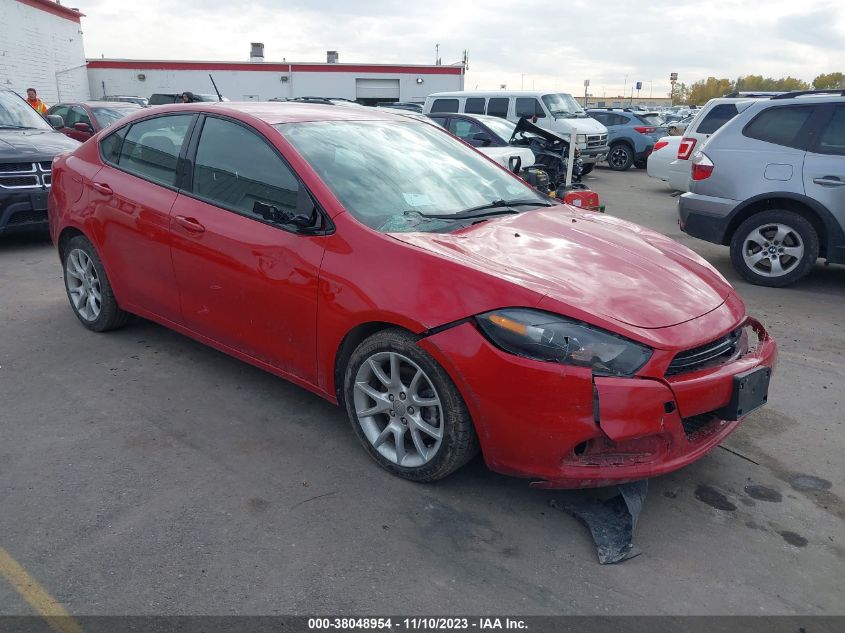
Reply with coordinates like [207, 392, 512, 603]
[583, 79, 590, 108]
[435, 43, 440, 65]
[622, 74, 628, 99]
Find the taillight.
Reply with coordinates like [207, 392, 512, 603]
[677, 137, 697, 160]
[633, 126, 656, 134]
[653, 140, 669, 152]
[691, 152, 714, 181]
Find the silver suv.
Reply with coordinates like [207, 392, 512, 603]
[679, 90, 845, 286]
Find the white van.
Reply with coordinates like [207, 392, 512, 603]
[423, 91, 609, 172]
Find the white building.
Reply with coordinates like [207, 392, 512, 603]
[87, 47, 465, 104]
[0, 0, 90, 103]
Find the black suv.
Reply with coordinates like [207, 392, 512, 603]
[0, 89, 79, 236]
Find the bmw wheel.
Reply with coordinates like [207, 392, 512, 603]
[344, 329, 478, 482]
[63, 235, 129, 331]
[729, 210, 819, 287]
[607, 144, 633, 171]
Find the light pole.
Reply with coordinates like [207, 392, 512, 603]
[583, 79, 590, 108]
[521, 73, 525, 90]
[622, 74, 628, 99]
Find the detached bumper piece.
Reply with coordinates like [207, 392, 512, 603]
[552, 479, 648, 564]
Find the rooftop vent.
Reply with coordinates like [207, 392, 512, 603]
[327, 50, 339, 64]
[250, 42, 264, 62]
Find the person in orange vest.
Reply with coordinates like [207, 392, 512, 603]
[26, 88, 48, 114]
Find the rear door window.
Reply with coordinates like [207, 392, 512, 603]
[515, 98, 546, 118]
[743, 106, 816, 149]
[464, 98, 485, 115]
[486, 98, 509, 118]
[636, 114, 663, 126]
[815, 106, 845, 156]
[116, 114, 194, 187]
[430, 98, 459, 113]
[696, 104, 739, 135]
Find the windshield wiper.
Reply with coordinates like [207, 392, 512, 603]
[0, 124, 38, 129]
[415, 198, 553, 220]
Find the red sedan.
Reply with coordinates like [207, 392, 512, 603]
[46, 101, 141, 142]
[48, 103, 777, 488]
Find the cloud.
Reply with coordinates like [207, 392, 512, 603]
[79, 0, 845, 95]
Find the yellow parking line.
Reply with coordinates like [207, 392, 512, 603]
[0, 546, 86, 633]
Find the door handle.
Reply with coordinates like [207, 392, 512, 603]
[175, 215, 206, 233]
[91, 182, 113, 196]
[813, 176, 845, 187]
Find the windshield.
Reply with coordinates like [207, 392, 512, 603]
[0, 91, 51, 129]
[481, 117, 517, 142]
[277, 120, 548, 233]
[91, 106, 136, 128]
[541, 93, 586, 118]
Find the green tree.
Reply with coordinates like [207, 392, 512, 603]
[734, 75, 809, 93]
[688, 77, 733, 105]
[813, 72, 845, 89]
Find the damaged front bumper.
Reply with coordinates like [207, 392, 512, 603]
[418, 317, 776, 489]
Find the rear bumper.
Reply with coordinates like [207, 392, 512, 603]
[678, 192, 740, 244]
[420, 318, 776, 489]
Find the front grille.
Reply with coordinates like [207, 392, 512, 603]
[38, 161, 53, 171]
[667, 328, 742, 376]
[0, 162, 35, 173]
[681, 413, 720, 440]
[42, 174, 51, 186]
[8, 209, 48, 225]
[0, 175, 39, 188]
[586, 133, 608, 149]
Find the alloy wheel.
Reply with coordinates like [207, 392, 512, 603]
[741, 223, 805, 278]
[609, 146, 631, 169]
[65, 248, 102, 321]
[352, 351, 444, 468]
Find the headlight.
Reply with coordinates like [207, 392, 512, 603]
[476, 308, 652, 376]
[576, 134, 587, 144]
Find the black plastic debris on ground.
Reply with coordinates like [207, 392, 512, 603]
[551, 479, 648, 564]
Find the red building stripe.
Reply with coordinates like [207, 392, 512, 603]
[14, 0, 83, 22]
[86, 60, 464, 75]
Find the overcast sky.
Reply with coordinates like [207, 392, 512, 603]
[79, 0, 844, 97]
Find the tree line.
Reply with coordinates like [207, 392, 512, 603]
[671, 72, 844, 105]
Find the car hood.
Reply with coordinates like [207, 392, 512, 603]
[390, 208, 733, 329]
[0, 129, 79, 160]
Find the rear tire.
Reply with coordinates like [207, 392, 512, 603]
[607, 143, 633, 171]
[62, 235, 129, 331]
[343, 328, 479, 482]
[729, 210, 819, 287]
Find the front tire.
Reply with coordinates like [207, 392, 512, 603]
[580, 163, 594, 176]
[607, 144, 633, 171]
[63, 235, 129, 331]
[729, 210, 819, 287]
[343, 329, 479, 482]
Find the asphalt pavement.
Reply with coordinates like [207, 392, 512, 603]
[1, 167, 843, 617]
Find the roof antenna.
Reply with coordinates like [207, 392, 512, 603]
[209, 74, 223, 102]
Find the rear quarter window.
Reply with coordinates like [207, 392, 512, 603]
[696, 104, 739, 135]
[430, 98, 459, 113]
[743, 106, 815, 150]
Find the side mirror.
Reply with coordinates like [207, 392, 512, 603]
[46, 114, 64, 129]
[73, 122, 93, 133]
[471, 132, 493, 146]
[253, 200, 315, 230]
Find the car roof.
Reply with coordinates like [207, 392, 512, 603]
[141, 101, 419, 125]
[428, 90, 561, 98]
[446, 113, 514, 125]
